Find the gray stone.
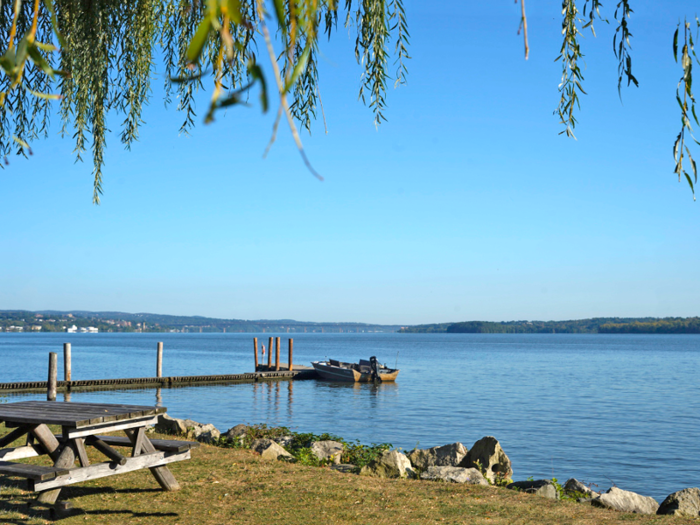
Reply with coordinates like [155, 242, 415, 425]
[408, 443, 468, 470]
[154, 414, 188, 436]
[224, 424, 248, 438]
[359, 450, 416, 479]
[507, 480, 559, 500]
[310, 440, 344, 464]
[592, 487, 659, 515]
[275, 435, 294, 448]
[183, 420, 221, 443]
[564, 478, 600, 498]
[250, 438, 293, 461]
[657, 487, 700, 517]
[223, 424, 248, 444]
[460, 436, 512, 484]
[420, 466, 488, 485]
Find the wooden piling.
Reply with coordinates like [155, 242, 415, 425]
[275, 337, 281, 371]
[268, 337, 273, 368]
[288, 339, 293, 371]
[156, 342, 163, 378]
[63, 343, 72, 382]
[253, 338, 259, 370]
[47, 353, 57, 401]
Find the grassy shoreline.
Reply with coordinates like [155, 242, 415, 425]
[0, 426, 698, 524]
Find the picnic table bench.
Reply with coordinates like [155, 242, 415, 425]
[0, 401, 198, 508]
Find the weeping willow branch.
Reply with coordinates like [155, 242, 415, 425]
[555, 0, 585, 139]
[4, 1, 695, 203]
[673, 17, 700, 200]
[613, 0, 638, 97]
[518, 0, 528, 60]
[0, 0, 409, 200]
[257, 0, 323, 180]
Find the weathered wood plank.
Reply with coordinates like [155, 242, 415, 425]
[140, 436, 181, 491]
[31, 425, 61, 462]
[85, 436, 127, 465]
[0, 444, 46, 461]
[74, 438, 89, 467]
[0, 425, 31, 449]
[10, 405, 126, 425]
[35, 444, 76, 504]
[0, 408, 103, 427]
[31, 450, 190, 492]
[131, 427, 145, 457]
[47, 353, 57, 401]
[0, 461, 69, 481]
[99, 435, 199, 453]
[63, 416, 158, 439]
[0, 402, 165, 428]
[63, 343, 72, 382]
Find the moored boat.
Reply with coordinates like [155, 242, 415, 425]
[311, 357, 399, 382]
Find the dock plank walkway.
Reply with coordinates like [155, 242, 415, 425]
[0, 365, 318, 394]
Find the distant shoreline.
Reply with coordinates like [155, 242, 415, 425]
[399, 317, 700, 335]
[3, 310, 700, 335]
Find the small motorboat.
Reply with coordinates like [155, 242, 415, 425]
[311, 356, 399, 383]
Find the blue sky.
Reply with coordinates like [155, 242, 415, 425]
[2, 1, 699, 324]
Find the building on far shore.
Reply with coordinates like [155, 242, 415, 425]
[65, 325, 98, 333]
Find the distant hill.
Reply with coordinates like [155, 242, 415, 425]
[399, 317, 700, 334]
[0, 310, 402, 334]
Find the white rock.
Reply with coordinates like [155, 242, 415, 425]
[564, 478, 599, 498]
[657, 487, 700, 517]
[460, 436, 512, 484]
[408, 443, 468, 470]
[359, 450, 416, 479]
[251, 438, 293, 461]
[507, 480, 558, 499]
[310, 440, 344, 464]
[183, 420, 220, 443]
[592, 487, 659, 515]
[154, 414, 188, 435]
[420, 466, 488, 485]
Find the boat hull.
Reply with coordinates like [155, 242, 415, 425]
[311, 361, 399, 383]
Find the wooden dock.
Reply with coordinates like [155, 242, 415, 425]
[3, 338, 318, 395]
[0, 364, 318, 394]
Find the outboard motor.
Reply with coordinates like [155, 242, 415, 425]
[369, 356, 382, 383]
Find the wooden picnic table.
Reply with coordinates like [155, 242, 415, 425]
[0, 401, 198, 508]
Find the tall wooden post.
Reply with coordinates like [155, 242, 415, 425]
[288, 339, 293, 371]
[253, 337, 259, 370]
[63, 343, 72, 382]
[267, 337, 273, 368]
[275, 337, 280, 371]
[47, 352, 57, 401]
[156, 342, 163, 378]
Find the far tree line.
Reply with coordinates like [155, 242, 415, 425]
[399, 317, 700, 335]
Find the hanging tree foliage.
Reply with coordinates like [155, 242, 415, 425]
[0, 0, 698, 202]
[0, 0, 410, 203]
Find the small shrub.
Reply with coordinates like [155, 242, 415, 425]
[285, 431, 344, 453]
[493, 471, 513, 487]
[342, 440, 392, 471]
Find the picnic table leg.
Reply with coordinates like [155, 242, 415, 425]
[29, 425, 76, 506]
[124, 429, 180, 491]
[35, 443, 76, 505]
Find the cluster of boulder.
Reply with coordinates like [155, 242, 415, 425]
[153, 414, 700, 519]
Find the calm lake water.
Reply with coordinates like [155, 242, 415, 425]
[0, 332, 698, 501]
